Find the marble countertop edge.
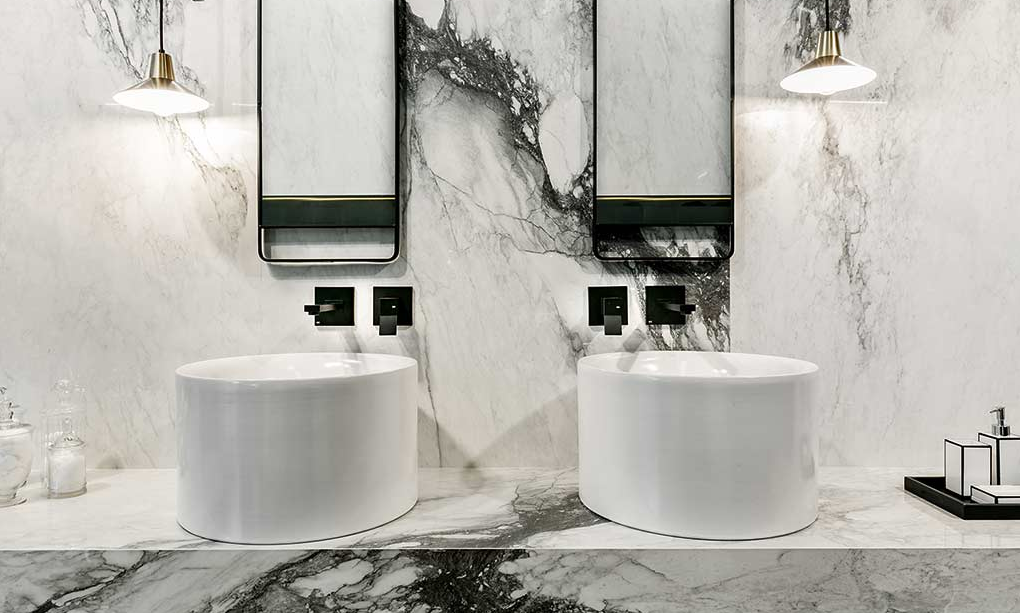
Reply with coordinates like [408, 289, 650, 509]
[5, 467, 1020, 552]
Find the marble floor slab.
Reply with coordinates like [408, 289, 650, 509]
[4, 548, 1020, 613]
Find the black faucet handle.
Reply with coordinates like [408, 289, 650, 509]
[379, 297, 399, 336]
[602, 297, 624, 336]
[602, 297, 624, 315]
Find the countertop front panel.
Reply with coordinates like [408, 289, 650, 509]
[2, 467, 1019, 551]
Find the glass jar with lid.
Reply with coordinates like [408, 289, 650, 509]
[42, 380, 87, 498]
[0, 387, 33, 507]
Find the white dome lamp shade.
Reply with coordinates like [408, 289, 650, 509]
[113, 0, 209, 116]
[780, 0, 876, 96]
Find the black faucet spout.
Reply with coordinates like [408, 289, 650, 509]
[661, 302, 697, 315]
[304, 303, 339, 315]
[304, 288, 355, 327]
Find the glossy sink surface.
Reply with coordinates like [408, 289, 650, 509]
[578, 351, 819, 540]
[176, 353, 418, 544]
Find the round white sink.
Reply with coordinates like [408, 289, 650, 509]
[176, 353, 418, 544]
[578, 351, 819, 540]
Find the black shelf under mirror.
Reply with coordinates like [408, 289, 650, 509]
[261, 197, 398, 230]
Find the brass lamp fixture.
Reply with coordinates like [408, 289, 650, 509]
[113, 0, 210, 116]
[780, 0, 876, 96]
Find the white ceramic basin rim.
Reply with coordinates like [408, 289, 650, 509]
[175, 352, 417, 382]
[579, 351, 818, 380]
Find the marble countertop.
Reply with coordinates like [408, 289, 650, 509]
[2, 467, 1019, 550]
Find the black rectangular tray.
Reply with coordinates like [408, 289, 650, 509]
[904, 476, 1020, 520]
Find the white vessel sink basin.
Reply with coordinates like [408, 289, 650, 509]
[176, 353, 418, 544]
[579, 351, 819, 540]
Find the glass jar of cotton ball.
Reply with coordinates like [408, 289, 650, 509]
[42, 380, 87, 498]
[0, 387, 33, 508]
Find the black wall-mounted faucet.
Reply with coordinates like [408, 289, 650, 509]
[588, 286, 628, 336]
[305, 287, 355, 327]
[373, 287, 413, 336]
[646, 285, 696, 326]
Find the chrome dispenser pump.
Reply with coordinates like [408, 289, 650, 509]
[991, 406, 1011, 436]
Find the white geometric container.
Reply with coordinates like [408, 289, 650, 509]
[977, 432, 1020, 486]
[944, 439, 991, 497]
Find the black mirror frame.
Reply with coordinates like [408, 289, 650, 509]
[592, 0, 735, 262]
[256, 0, 403, 265]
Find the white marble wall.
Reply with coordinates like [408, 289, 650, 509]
[732, 0, 1020, 466]
[0, 0, 728, 469]
[10, 0, 1013, 471]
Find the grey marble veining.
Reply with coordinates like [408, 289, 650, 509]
[8, 548, 1020, 613]
[5, 467, 1020, 551]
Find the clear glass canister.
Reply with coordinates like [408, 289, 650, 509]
[0, 388, 33, 507]
[43, 381, 87, 498]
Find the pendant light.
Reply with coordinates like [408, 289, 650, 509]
[780, 0, 876, 96]
[113, 0, 210, 116]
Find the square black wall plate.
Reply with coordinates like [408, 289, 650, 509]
[588, 286, 628, 326]
[373, 287, 413, 326]
[312, 287, 355, 327]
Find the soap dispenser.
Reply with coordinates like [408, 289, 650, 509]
[0, 388, 34, 508]
[978, 406, 1020, 485]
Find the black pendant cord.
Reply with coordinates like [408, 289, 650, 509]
[158, 0, 164, 51]
[825, 0, 830, 30]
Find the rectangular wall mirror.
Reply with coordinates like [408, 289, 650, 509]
[258, 0, 401, 264]
[594, 0, 734, 262]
